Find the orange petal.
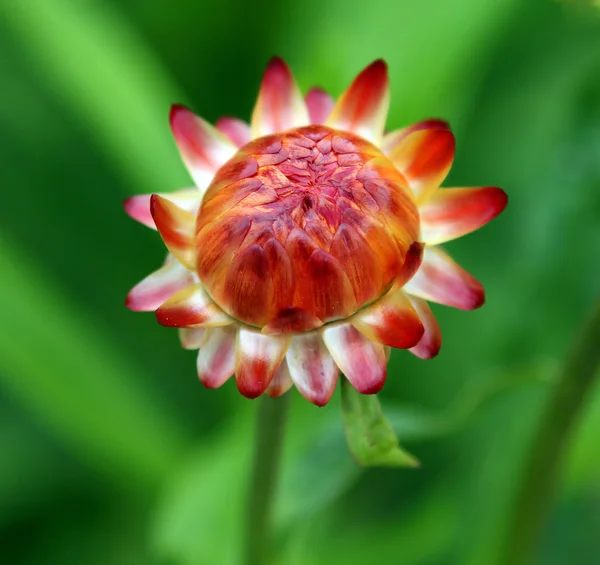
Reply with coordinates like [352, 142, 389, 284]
[125, 257, 192, 312]
[179, 328, 206, 350]
[265, 361, 294, 398]
[286, 333, 339, 406]
[295, 249, 357, 322]
[326, 60, 389, 143]
[215, 117, 251, 148]
[381, 119, 449, 155]
[150, 195, 196, 269]
[404, 247, 485, 310]
[387, 121, 455, 202]
[305, 87, 335, 125]
[170, 105, 238, 189]
[223, 244, 273, 327]
[419, 187, 508, 245]
[155, 283, 232, 328]
[329, 223, 382, 306]
[322, 323, 387, 395]
[251, 57, 309, 138]
[352, 289, 424, 349]
[407, 297, 441, 359]
[197, 327, 236, 388]
[124, 189, 202, 230]
[235, 329, 289, 399]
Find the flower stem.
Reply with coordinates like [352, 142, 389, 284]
[497, 299, 600, 565]
[243, 393, 290, 565]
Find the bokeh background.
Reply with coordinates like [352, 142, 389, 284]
[2, 0, 600, 563]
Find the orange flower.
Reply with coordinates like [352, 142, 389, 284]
[124, 59, 507, 405]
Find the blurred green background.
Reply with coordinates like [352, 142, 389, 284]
[2, 0, 600, 563]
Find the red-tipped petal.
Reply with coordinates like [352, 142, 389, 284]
[265, 361, 294, 398]
[352, 289, 424, 349]
[155, 283, 232, 328]
[251, 57, 309, 138]
[197, 327, 236, 388]
[170, 105, 238, 189]
[387, 122, 455, 202]
[381, 119, 449, 155]
[405, 247, 485, 310]
[179, 328, 206, 350]
[305, 87, 335, 125]
[150, 195, 196, 269]
[215, 117, 252, 148]
[286, 334, 339, 406]
[326, 60, 390, 143]
[235, 329, 289, 399]
[124, 189, 203, 230]
[419, 187, 508, 245]
[407, 297, 441, 359]
[322, 323, 387, 395]
[125, 258, 192, 312]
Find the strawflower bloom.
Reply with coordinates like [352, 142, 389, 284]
[124, 59, 507, 406]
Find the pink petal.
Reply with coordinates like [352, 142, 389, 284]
[404, 247, 485, 310]
[155, 283, 232, 328]
[150, 195, 196, 268]
[407, 297, 441, 359]
[326, 60, 390, 143]
[250, 57, 309, 138]
[286, 333, 339, 406]
[322, 323, 387, 395]
[235, 329, 289, 399]
[352, 289, 424, 350]
[179, 328, 206, 350]
[197, 327, 236, 388]
[419, 186, 508, 245]
[170, 105, 238, 189]
[124, 189, 203, 230]
[265, 361, 294, 398]
[386, 121, 455, 202]
[305, 88, 335, 125]
[125, 257, 192, 312]
[215, 117, 252, 148]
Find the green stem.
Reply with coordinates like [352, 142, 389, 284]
[242, 394, 290, 565]
[498, 299, 600, 565]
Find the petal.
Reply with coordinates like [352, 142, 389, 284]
[286, 333, 339, 406]
[404, 247, 485, 310]
[329, 223, 383, 307]
[326, 59, 389, 143]
[124, 189, 202, 230]
[381, 119, 449, 155]
[352, 289, 424, 349]
[419, 187, 508, 245]
[150, 195, 196, 269]
[215, 117, 252, 148]
[387, 121, 455, 202]
[235, 328, 289, 399]
[125, 257, 192, 312]
[265, 361, 294, 398]
[251, 57, 309, 138]
[305, 87, 335, 124]
[322, 323, 387, 395]
[170, 104, 238, 189]
[407, 297, 441, 359]
[179, 328, 206, 350]
[197, 327, 236, 388]
[155, 283, 232, 328]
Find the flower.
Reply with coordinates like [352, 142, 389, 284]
[124, 58, 507, 406]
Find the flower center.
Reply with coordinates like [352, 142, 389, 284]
[195, 125, 420, 333]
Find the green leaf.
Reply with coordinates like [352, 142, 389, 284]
[340, 379, 419, 468]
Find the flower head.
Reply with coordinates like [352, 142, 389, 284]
[124, 58, 507, 405]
